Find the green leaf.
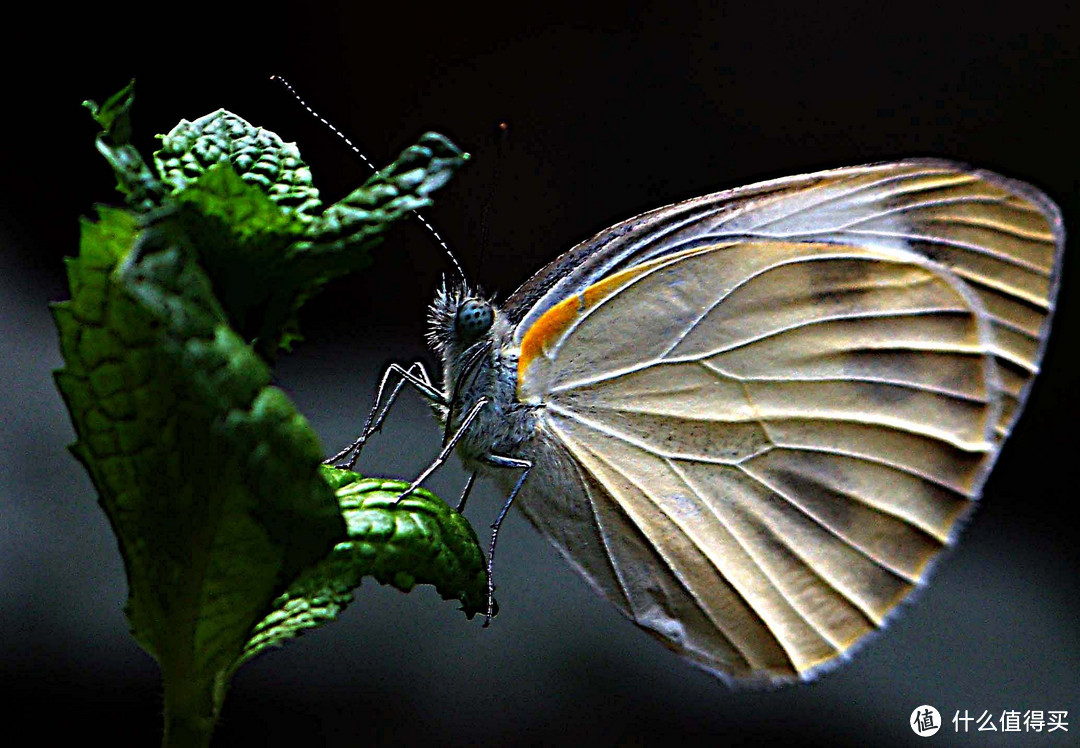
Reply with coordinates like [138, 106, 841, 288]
[84, 79, 135, 140]
[301, 132, 469, 253]
[155, 109, 323, 220]
[167, 164, 309, 356]
[153, 112, 468, 357]
[61, 84, 478, 743]
[239, 468, 489, 667]
[260, 131, 469, 352]
[53, 206, 346, 719]
[83, 80, 163, 212]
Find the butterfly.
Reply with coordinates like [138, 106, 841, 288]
[343, 159, 1064, 685]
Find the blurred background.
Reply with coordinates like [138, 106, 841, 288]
[3, 2, 1077, 746]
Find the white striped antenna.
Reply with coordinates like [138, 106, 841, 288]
[270, 74, 468, 284]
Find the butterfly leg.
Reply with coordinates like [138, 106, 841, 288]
[480, 453, 533, 627]
[392, 396, 490, 503]
[456, 471, 478, 513]
[325, 362, 445, 470]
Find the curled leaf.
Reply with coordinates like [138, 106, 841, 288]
[240, 468, 489, 666]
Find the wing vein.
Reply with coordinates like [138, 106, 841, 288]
[836, 227, 1054, 276]
[701, 371, 991, 404]
[566, 428, 778, 670]
[725, 167, 962, 232]
[572, 456, 638, 615]
[551, 305, 984, 395]
[666, 458, 850, 653]
[763, 442, 979, 497]
[735, 464, 924, 585]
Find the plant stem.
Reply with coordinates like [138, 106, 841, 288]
[161, 669, 219, 748]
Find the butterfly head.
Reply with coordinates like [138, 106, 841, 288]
[426, 280, 504, 435]
[426, 279, 497, 354]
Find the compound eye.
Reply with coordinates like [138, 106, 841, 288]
[455, 298, 494, 342]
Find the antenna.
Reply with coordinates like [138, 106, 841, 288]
[270, 74, 467, 285]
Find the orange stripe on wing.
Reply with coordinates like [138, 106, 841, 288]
[517, 260, 670, 390]
[518, 293, 582, 387]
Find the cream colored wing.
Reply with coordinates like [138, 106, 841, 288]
[510, 160, 1063, 445]
[513, 214, 1059, 681]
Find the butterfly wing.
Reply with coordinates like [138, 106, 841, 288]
[509, 159, 1063, 443]
[508, 161, 1063, 683]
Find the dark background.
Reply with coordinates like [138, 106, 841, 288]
[3, 2, 1077, 746]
